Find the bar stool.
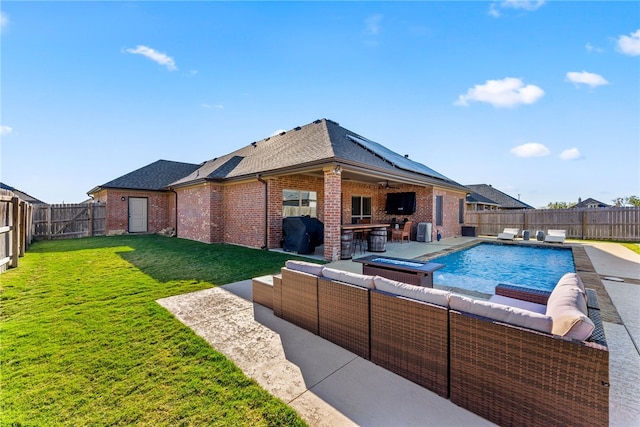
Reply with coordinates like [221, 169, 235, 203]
[352, 230, 367, 255]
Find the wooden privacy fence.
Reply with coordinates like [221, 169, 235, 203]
[0, 189, 33, 273]
[32, 203, 106, 240]
[465, 207, 640, 241]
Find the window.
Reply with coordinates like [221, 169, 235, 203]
[283, 189, 317, 217]
[459, 198, 464, 224]
[351, 196, 372, 223]
[435, 195, 443, 226]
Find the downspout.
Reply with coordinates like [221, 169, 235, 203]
[256, 174, 268, 249]
[171, 188, 178, 237]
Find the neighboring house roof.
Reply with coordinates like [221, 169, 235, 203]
[465, 184, 534, 209]
[572, 197, 610, 208]
[171, 118, 467, 192]
[0, 182, 46, 204]
[88, 160, 200, 194]
[466, 192, 499, 206]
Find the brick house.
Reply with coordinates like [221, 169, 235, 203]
[88, 160, 200, 235]
[88, 119, 470, 261]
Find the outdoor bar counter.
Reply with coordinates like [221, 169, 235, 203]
[340, 224, 390, 256]
[353, 255, 445, 287]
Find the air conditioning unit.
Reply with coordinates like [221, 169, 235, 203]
[416, 222, 432, 242]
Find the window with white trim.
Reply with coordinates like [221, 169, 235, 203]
[283, 189, 317, 217]
[351, 196, 372, 223]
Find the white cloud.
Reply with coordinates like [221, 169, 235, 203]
[488, 4, 501, 18]
[510, 142, 550, 158]
[585, 43, 604, 54]
[455, 77, 544, 108]
[0, 125, 13, 136]
[365, 14, 383, 36]
[271, 129, 287, 136]
[489, 0, 545, 17]
[616, 29, 640, 56]
[501, 0, 545, 11]
[125, 45, 177, 71]
[559, 148, 581, 160]
[566, 71, 609, 87]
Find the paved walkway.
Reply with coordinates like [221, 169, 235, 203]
[157, 238, 640, 426]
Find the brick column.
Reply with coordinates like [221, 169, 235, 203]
[323, 166, 342, 261]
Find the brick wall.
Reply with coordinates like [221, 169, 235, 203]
[341, 182, 437, 240]
[323, 168, 342, 261]
[265, 175, 325, 249]
[92, 189, 174, 235]
[433, 188, 467, 240]
[175, 184, 214, 243]
[222, 180, 265, 248]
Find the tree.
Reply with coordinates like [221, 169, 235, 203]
[612, 196, 640, 207]
[546, 201, 571, 209]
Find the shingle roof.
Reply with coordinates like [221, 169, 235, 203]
[0, 182, 46, 204]
[91, 160, 200, 192]
[171, 119, 466, 190]
[465, 184, 533, 209]
[466, 192, 498, 205]
[572, 197, 610, 208]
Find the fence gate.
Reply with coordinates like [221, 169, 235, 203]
[32, 203, 106, 240]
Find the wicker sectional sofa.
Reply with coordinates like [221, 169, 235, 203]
[253, 260, 609, 427]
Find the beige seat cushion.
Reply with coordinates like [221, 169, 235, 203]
[285, 260, 324, 276]
[321, 267, 375, 289]
[373, 276, 451, 307]
[449, 294, 553, 334]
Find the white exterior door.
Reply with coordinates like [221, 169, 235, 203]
[128, 197, 148, 233]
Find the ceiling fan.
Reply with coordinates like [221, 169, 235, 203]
[378, 180, 400, 189]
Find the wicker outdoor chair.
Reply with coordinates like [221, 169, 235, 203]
[317, 277, 371, 360]
[279, 267, 320, 335]
[369, 289, 450, 397]
[449, 285, 609, 427]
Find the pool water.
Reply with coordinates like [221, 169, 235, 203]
[430, 243, 575, 294]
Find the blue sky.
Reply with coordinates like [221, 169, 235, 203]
[1, 1, 638, 208]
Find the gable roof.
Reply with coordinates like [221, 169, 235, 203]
[171, 119, 467, 191]
[0, 182, 47, 204]
[572, 197, 610, 208]
[465, 184, 534, 209]
[465, 191, 499, 206]
[88, 160, 200, 194]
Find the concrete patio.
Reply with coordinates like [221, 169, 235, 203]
[157, 238, 640, 426]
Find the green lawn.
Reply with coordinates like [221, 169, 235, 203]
[1, 235, 312, 426]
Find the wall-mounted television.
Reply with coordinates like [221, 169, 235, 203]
[385, 192, 416, 215]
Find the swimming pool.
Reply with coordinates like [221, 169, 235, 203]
[430, 242, 575, 295]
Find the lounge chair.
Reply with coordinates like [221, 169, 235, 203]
[497, 228, 519, 240]
[545, 229, 566, 244]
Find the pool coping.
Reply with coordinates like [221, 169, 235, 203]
[416, 239, 623, 325]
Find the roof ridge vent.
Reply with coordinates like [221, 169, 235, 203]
[279, 131, 286, 136]
[294, 126, 302, 131]
[264, 137, 270, 141]
[251, 141, 257, 147]
[326, 119, 339, 125]
[313, 119, 322, 124]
